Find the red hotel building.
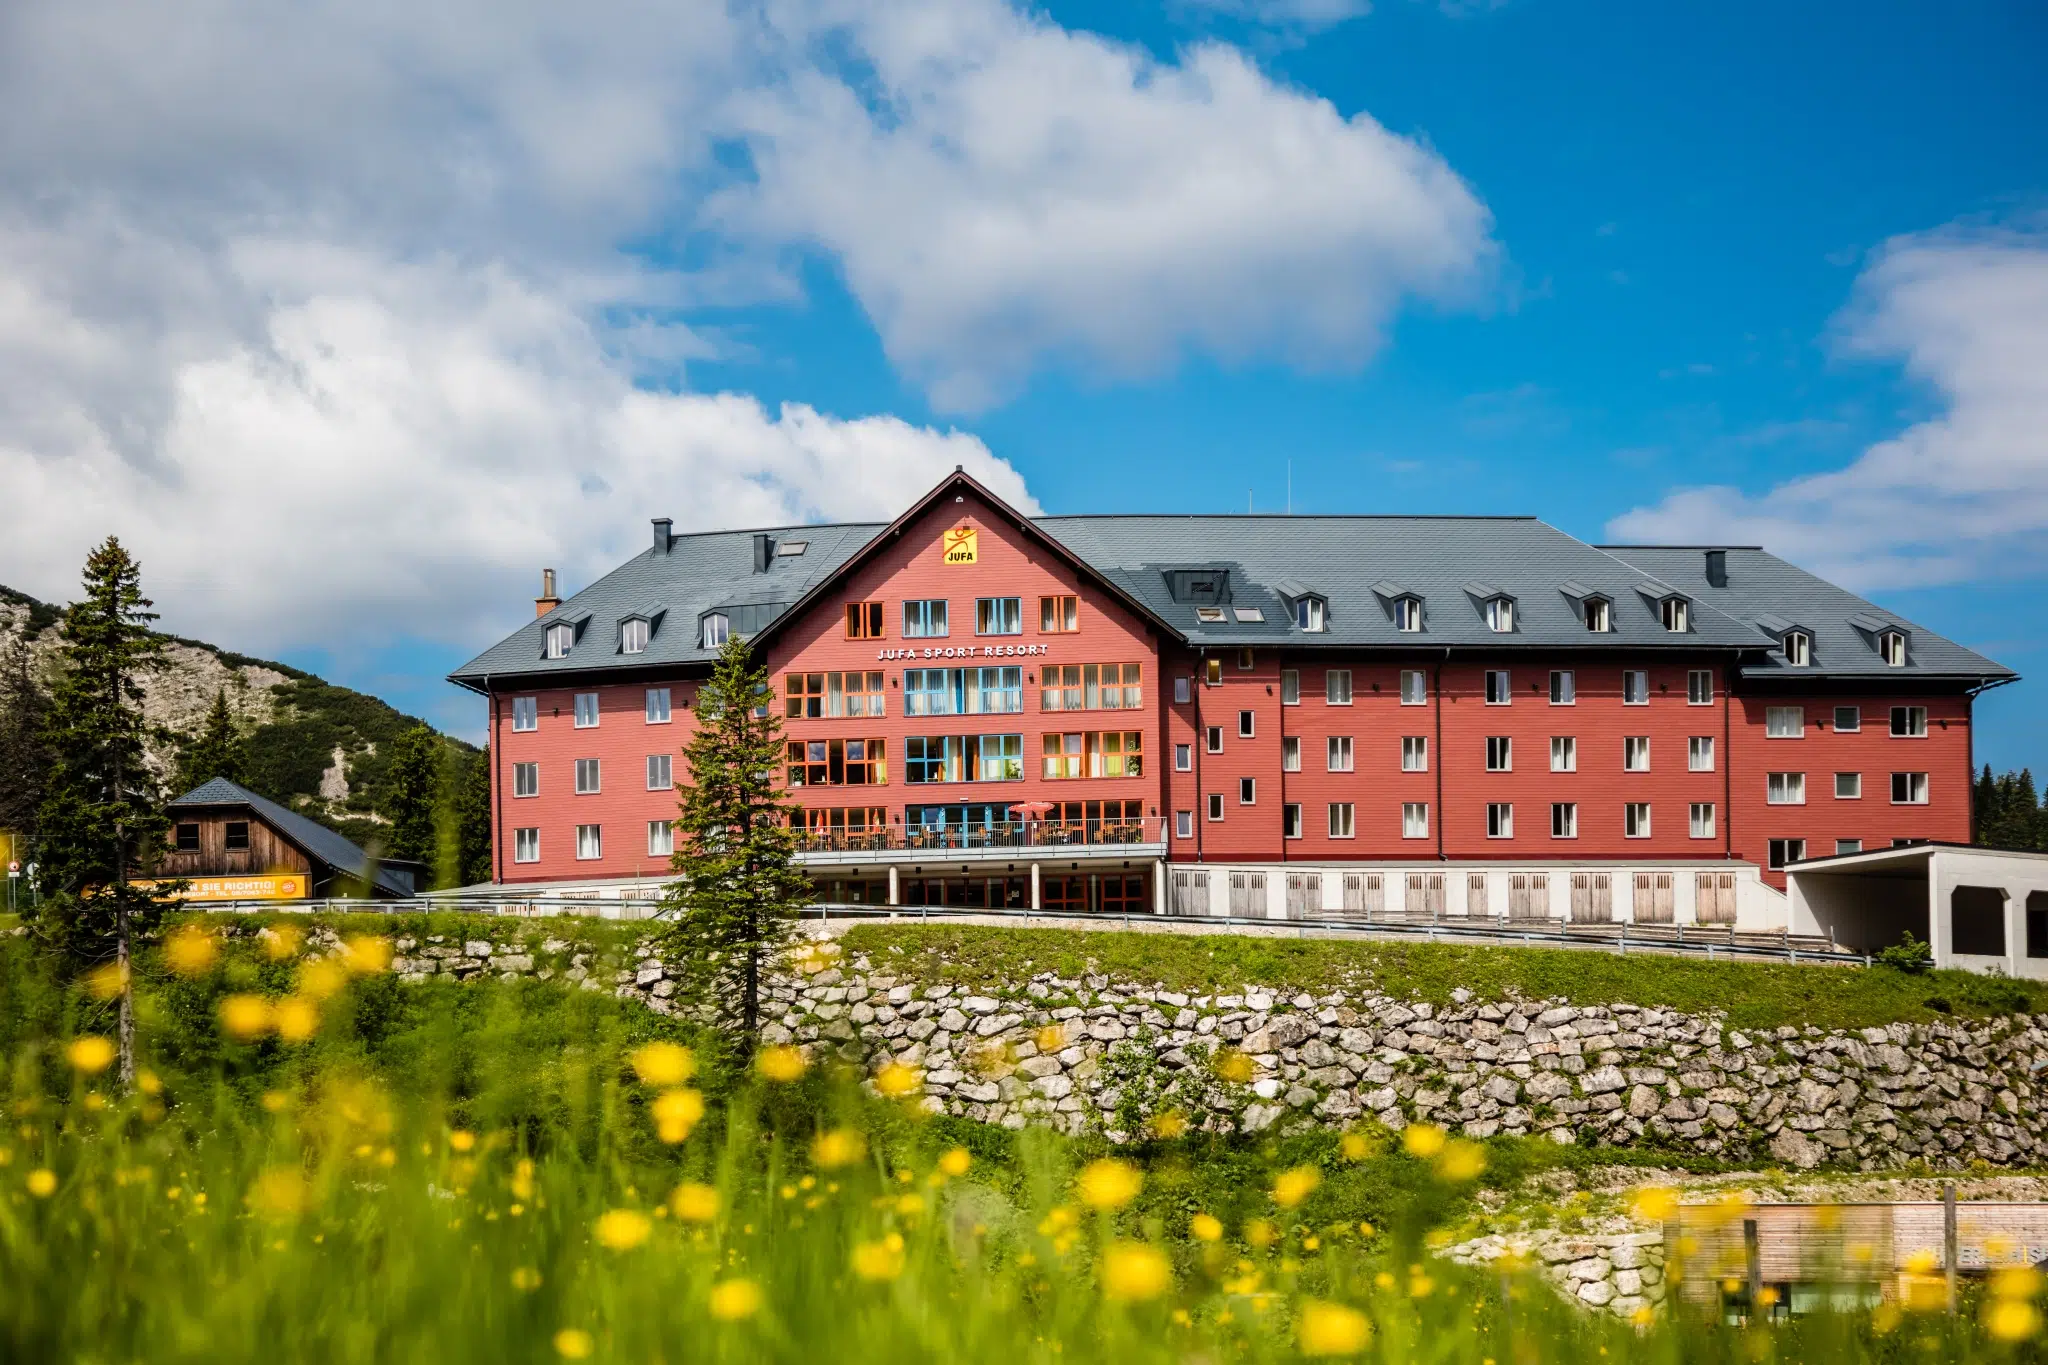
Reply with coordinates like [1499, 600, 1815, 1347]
[451, 469, 2013, 927]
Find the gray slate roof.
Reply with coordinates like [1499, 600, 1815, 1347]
[1600, 546, 2015, 683]
[167, 778, 418, 895]
[449, 501, 2009, 687]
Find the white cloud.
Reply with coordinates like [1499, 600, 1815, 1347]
[1607, 228, 2048, 592]
[724, 1, 1495, 409]
[1175, 0, 1375, 28]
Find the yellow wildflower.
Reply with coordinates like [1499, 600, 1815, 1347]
[1993, 1265, 2042, 1300]
[755, 1045, 806, 1083]
[1402, 1124, 1446, 1159]
[629, 1041, 696, 1087]
[511, 1267, 543, 1292]
[651, 1088, 706, 1144]
[1190, 1213, 1224, 1242]
[137, 1070, 163, 1096]
[553, 1328, 593, 1359]
[260, 1090, 290, 1113]
[218, 994, 271, 1040]
[896, 1192, 925, 1217]
[1299, 1300, 1371, 1356]
[261, 924, 303, 960]
[66, 1036, 116, 1075]
[1630, 1187, 1679, 1223]
[1077, 1158, 1142, 1210]
[164, 926, 219, 976]
[1245, 1218, 1278, 1249]
[671, 1182, 720, 1223]
[595, 1209, 652, 1251]
[938, 1147, 972, 1178]
[1273, 1165, 1322, 1208]
[873, 1062, 923, 1099]
[1434, 1139, 1486, 1183]
[26, 1168, 57, 1198]
[1148, 1111, 1189, 1140]
[448, 1130, 477, 1153]
[1100, 1242, 1172, 1301]
[852, 1234, 906, 1282]
[510, 1159, 535, 1201]
[1339, 1130, 1379, 1161]
[298, 957, 348, 1001]
[250, 1167, 309, 1219]
[1212, 1048, 1254, 1084]
[813, 1129, 867, 1169]
[86, 961, 127, 1000]
[341, 935, 392, 974]
[273, 996, 320, 1043]
[708, 1278, 762, 1321]
[1987, 1300, 2041, 1342]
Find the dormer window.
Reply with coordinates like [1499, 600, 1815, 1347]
[621, 618, 650, 655]
[1394, 597, 1424, 633]
[1584, 598, 1611, 632]
[1880, 630, 1906, 667]
[1783, 630, 1811, 667]
[1485, 597, 1515, 634]
[700, 613, 730, 649]
[545, 623, 574, 659]
[1660, 597, 1689, 633]
[1295, 597, 1326, 633]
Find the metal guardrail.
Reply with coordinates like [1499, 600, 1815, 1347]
[794, 817, 1165, 855]
[185, 896, 1870, 965]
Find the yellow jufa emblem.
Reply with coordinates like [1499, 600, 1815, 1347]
[942, 525, 978, 565]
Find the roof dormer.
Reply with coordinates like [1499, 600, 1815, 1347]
[541, 609, 591, 659]
[1754, 614, 1811, 666]
[1272, 579, 1325, 633]
[619, 606, 665, 656]
[1634, 579, 1690, 633]
[1370, 581, 1425, 633]
[1847, 613, 1910, 666]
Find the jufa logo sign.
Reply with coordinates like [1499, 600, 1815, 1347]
[942, 525, 978, 565]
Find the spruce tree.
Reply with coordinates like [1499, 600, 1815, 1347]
[383, 724, 440, 869]
[171, 688, 244, 795]
[454, 745, 494, 887]
[31, 537, 177, 1084]
[0, 627, 52, 843]
[657, 633, 813, 1054]
[1974, 765, 1999, 846]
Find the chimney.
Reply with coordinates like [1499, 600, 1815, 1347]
[535, 568, 561, 618]
[753, 533, 773, 573]
[1704, 549, 1728, 588]
[652, 517, 672, 555]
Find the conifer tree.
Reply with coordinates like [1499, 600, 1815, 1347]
[0, 627, 52, 842]
[172, 688, 244, 794]
[657, 633, 812, 1054]
[31, 537, 177, 1085]
[383, 724, 440, 869]
[453, 745, 494, 887]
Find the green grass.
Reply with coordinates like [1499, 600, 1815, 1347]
[3, 927, 2037, 1364]
[844, 925, 2048, 1032]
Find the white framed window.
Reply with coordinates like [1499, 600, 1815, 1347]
[1238, 709, 1255, 738]
[1550, 736, 1576, 772]
[1783, 631, 1811, 667]
[1880, 630, 1907, 667]
[1833, 705, 1861, 732]
[1835, 838, 1862, 856]
[621, 618, 650, 655]
[1584, 597, 1611, 632]
[1551, 802, 1577, 839]
[1394, 597, 1424, 632]
[1835, 771, 1862, 800]
[1486, 597, 1515, 633]
[1282, 803, 1302, 839]
[1207, 793, 1224, 822]
[1205, 726, 1223, 754]
[1484, 670, 1511, 705]
[1549, 670, 1575, 705]
[1768, 838, 1806, 870]
[1688, 736, 1715, 772]
[1621, 670, 1649, 705]
[512, 762, 538, 798]
[575, 758, 601, 794]
[1486, 803, 1513, 839]
[1328, 803, 1355, 839]
[1623, 736, 1650, 772]
[1327, 736, 1353, 772]
[1238, 777, 1256, 806]
[1175, 810, 1193, 839]
[647, 821, 673, 857]
[1399, 670, 1427, 705]
[574, 692, 600, 728]
[1402, 736, 1428, 772]
[1485, 736, 1512, 772]
[1687, 670, 1714, 705]
[513, 828, 539, 863]
[1281, 737, 1300, 772]
[511, 696, 538, 732]
[645, 687, 671, 724]
[575, 824, 602, 861]
[1660, 597, 1689, 633]
[1765, 705, 1804, 738]
[1296, 597, 1326, 632]
[1767, 772, 1806, 805]
[1175, 743, 1193, 772]
[1624, 802, 1651, 838]
[545, 623, 575, 659]
[646, 754, 672, 790]
[1689, 803, 1716, 839]
[1326, 670, 1353, 705]
[1890, 706, 1928, 738]
[1280, 669, 1300, 705]
[1402, 802, 1430, 839]
[1173, 676, 1192, 705]
[1891, 771, 1929, 805]
[699, 614, 729, 649]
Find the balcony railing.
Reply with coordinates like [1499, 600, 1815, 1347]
[793, 817, 1165, 856]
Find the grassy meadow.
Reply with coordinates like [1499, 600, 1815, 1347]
[1, 918, 2043, 1364]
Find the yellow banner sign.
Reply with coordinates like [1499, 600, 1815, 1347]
[133, 875, 308, 902]
[941, 525, 978, 566]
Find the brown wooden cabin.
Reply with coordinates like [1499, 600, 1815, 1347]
[156, 778, 424, 898]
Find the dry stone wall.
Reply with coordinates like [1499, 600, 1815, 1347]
[382, 929, 2048, 1173]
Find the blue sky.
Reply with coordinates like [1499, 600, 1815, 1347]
[3, 0, 2044, 771]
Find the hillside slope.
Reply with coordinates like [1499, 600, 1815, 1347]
[0, 582, 473, 847]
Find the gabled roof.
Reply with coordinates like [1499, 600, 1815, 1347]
[166, 778, 420, 895]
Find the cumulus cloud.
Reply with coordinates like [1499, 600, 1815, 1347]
[1606, 228, 2048, 592]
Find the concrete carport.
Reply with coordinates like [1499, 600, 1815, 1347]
[1786, 843, 2048, 976]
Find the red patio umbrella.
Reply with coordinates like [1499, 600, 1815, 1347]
[1007, 801, 1055, 818]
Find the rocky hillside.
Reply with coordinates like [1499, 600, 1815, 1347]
[1, 582, 473, 846]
